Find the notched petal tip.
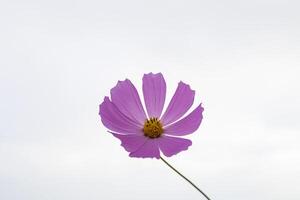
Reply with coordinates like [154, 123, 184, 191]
[163, 104, 204, 136]
[111, 79, 129, 92]
[99, 96, 142, 134]
[143, 72, 164, 79]
[199, 103, 204, 111]
[129, 152, 160, 159]
[178, 81, 195, 94]
[163, 141, 192, 157]
[109, 78, 147, 125]
[99, 96, 110, 115]
[160, 80, 196, 125]
[143, 72, 153, 76]
[110, 131, 147, 153]
[128, 139, 160, 159]
[158, 136, 193, 157]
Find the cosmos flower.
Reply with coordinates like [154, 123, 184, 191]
[99, 72, 204, 159]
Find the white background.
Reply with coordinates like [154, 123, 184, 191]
[1, 0, 300, 199]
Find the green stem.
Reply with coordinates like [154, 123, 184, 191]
[160, 156, 211, 200]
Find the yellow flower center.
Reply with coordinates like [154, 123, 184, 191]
[143, 117, 163, 139]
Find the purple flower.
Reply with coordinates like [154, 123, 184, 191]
[99, 72, 204, 159]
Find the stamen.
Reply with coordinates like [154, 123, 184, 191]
[143, 117, 163, 139]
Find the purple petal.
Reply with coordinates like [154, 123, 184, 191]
[99, 97, 143, 134]
[110, 132, 148, 152]
[158, 136, 192, 157]
[143, 72, 166, 118]
[164, 104, 204, 136]
[129, 139, 160, 159]
[161, 81, 195, 125]
[111, 79, 147, 125]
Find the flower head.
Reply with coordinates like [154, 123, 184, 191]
[99, 72, 204, 158]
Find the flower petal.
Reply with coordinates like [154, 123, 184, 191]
[99, 97, 143, 134]
[110, 132, 148, 152]
[110, 79, 147, 125]
[164, 104, 204, 136]
[160, 81, 195, 126]
[158, 136, 192, 157]
[143, 72, 166, 118]
[129, 139, 160, 159]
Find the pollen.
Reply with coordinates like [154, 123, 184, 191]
[143, 117, 163, 139]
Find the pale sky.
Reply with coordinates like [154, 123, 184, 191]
[1, 0, 300, 200]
